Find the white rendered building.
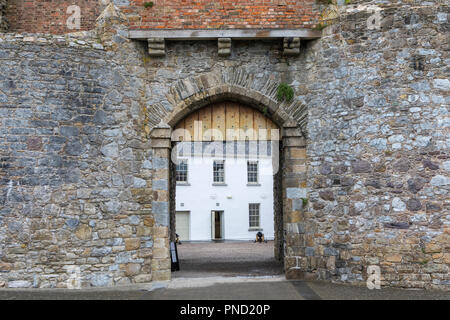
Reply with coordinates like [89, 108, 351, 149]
[175, 141, 276, 241]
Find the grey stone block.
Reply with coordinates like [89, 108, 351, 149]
[286, 188, 307, 199]
[153, 157, 168, 169]
[152, 179, 168, 191]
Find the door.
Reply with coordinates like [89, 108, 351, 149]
[211, 211, 224, 240]
[176, 211, 190, 241]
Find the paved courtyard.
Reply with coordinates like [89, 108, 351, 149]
[173, 240, 283, 278]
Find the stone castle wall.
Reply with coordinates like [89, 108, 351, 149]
[0, 32, 158, 288]
[0, 0, 448, 289]
[0, 31, 306, 288]
[295, 0, 449, 289]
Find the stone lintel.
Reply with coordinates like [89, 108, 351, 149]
[130, 29, 322, 40]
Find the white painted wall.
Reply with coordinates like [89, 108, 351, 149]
[175, 145, 275, 241]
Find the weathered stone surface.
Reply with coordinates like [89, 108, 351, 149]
[303, 0, 448, 290]
[423, 159, 439, 171]
[124, 263, 141, 276]
[351, 160, 372, 173]
[125, 238, 141, 251]
[8, 281, 32, 288]
[392, 198, 406, 212]
[407, 177, 427, 194]
[430, 175, 449, 187]
[393, 159, 410, 173]
[134, 274, 152, 283]
[101, 142, 119, 158]
[406, 198, 422, 212]
[0, 262, 13, 272]
[319, 190, 335, 201]
[75, 225, 92, 240]
[90, 274, 113, 287]
[286, 188, 307, 199]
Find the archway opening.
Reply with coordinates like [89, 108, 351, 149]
[169, 101, 284, 278]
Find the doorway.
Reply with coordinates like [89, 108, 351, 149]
[169, 100, 286, 278]
[176, 211, 190, 241]
[211, 210, 224, 240]
[148, 78, 309, 281]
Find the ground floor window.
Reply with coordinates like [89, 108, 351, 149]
[249, 203, 260, 228]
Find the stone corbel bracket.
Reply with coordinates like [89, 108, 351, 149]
[218, 38, 232, 57]
[148, 38, 165, 57]
[283, 37, 300, 56]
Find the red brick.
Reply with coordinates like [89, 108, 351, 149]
[6, 0, 321, 35]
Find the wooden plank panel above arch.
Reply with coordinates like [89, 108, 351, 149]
[254, 110, 268, 141]
[239, 104, 254, 140]
[184, 111, 199, 141]
[266, 118, 279, 141]
[211, 102, 226, 141]
[173, 119, 185, 142]
[174, 101, 279, 141]
[198, 105, 212, 141]
[226, 102, 240, 141]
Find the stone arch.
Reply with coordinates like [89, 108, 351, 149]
[147, 68, 309, 281]
[146, 69, 308, 135]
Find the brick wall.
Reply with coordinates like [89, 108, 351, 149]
[4, 0, 320, 35]
[5, 0, 102, 34]
[124, 0, 319, 30]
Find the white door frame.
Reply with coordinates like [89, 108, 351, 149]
[211, 210, 224, 240]
[176, 211, 190, 241]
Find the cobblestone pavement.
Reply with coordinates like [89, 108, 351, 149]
[173, 241, 283, 278]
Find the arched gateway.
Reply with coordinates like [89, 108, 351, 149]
[146, 70, 309, 281]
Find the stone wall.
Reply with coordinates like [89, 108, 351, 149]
[296, 0, 449, 289]
[0, 29, 308, 287]
[0, 31, 157, 288]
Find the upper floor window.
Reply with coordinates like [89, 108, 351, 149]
[247, 161, 258, 184]
[176, 159, 188, 183]
[249, 203, 260, 229]
[213, 160, 225, 183]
